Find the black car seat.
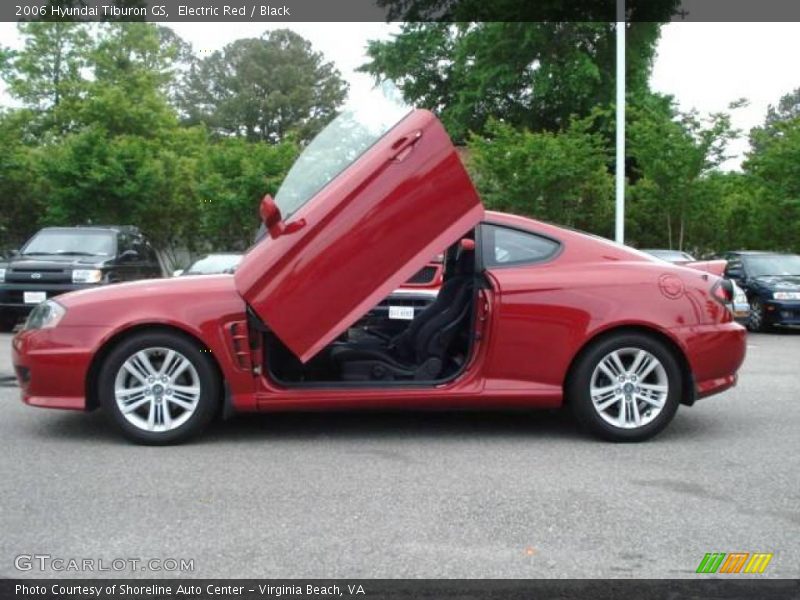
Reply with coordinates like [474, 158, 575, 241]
[330, 239, 476, 381]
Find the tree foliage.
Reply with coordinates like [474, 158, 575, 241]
[177, 29, 348, 143]
[361, 21, 664, 142]
[2, 19, 799, 266]
[468, 118, 614, 236]
[0, 23, 314, 265]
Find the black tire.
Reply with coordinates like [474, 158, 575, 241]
[567, 332, 683, 442]
[0, 311, 19, 333]
[747, 298, 771, 332]
[98, 331, 220, 445]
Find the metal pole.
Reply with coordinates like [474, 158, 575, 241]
[615, 2, 626, 244]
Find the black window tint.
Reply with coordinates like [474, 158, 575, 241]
[482, 225, 559, 267]
[725, 258, 743, 276]
[116, 233, 130, 254]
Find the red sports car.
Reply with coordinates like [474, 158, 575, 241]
[12, 92, 746, 444]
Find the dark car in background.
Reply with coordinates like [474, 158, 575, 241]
[641, 248, 749, 324]
[724, 251, 800, 331]
[173, 253, 243, 277]
[0, 226, 163, 331]
[640, 249, 696, 263]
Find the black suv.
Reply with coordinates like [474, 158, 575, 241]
[0, 226, 163, 330]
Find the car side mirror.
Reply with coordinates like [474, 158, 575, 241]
[120, 249, 140, 262]
[260, 194, 306, 239]
[9, 249, 19, 257]
[725, 267, 743, 280]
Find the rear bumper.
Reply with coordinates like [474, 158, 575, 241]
[680, 321, 747, 401]
[0, 282, 100, 313]
[11, 327, 101, 411]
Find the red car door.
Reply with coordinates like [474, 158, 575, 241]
[235, 108, 484, 362]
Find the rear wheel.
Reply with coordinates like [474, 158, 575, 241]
[98, 331, 220, 445]
[567, 332, 682, 442]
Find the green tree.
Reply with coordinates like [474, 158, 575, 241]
[0, 111, 46, 252]
[196, 136, 299, 251]
[0, 22, 91, 135]
[178, 29, 348, 143]
[625, 93, 739, 250]
[467, 118, 614, 235]
[744, 116, 800, 252]
[361, 21, 665, 142]
[749, 86, 800, 152]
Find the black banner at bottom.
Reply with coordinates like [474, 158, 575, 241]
[1, 579, 799, 600]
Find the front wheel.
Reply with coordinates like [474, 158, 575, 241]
[99, 331, 220, 445]
[747, 298, 771, 332]
[567, 333, 683, 442]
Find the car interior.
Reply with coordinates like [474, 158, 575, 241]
[259, 232, 480, 386]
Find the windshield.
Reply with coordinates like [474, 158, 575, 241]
[22, 230, 116, 256]
[744, 254, 800, 277]
[186, 254, 242, 275]
[273, 81, 412, 221]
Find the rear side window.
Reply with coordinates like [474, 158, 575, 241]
[481, 224, 560, 267]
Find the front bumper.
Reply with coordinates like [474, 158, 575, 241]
[763, 299, 800, 326]
[0, 282, 100, 313]
[11, 326, 104, 410]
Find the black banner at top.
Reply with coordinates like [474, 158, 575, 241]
[3, 0, 800, 23]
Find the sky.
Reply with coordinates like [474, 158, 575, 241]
[1, 21, 799, 169]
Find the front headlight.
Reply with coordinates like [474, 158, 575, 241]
[72, 269, 103, 284]
[24, 300, 66, 330]
[0, 267, 5, 282]
[773, 291, 800, 300]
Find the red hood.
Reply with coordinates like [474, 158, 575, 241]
[57, 275, 238, 309]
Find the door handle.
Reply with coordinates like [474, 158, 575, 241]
[390, 130, 422, 162]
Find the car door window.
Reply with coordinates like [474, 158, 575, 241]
[481, 225, 560, 268]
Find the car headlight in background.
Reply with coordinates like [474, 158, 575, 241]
[773, 291, 800, 300]
[0, 267, 5, 282]
[72, 269, 103, 284]
[24, 300, 66, 330]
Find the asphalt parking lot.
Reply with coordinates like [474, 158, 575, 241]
[1, 330, 798, 579]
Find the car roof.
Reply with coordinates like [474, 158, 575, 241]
[727, 251, 790, 256]
[40, 225, 139, 234]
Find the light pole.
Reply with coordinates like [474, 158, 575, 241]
[615, 0, 626, 244]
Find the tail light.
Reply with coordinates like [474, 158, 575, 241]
[712, 279, 734, 306]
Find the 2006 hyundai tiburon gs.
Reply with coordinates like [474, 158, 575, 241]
[12, 86, 747, 444]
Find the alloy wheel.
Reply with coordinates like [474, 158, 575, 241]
[589, 347, 669, 429]
[114, 347, 201, 433]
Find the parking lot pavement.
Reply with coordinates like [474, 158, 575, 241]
[1, 330, 798, 579]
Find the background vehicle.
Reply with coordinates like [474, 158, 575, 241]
[641, 248, 749, 324]
[641, 249, 695, 263]
[0, 226, 163, 331]
[173, 253, 242, 277]
[724, 251, 800, 331]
